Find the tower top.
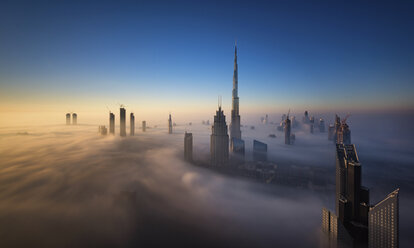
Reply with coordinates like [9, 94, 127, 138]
[218, 95, 222, 109]
[234, 41, 237, 56]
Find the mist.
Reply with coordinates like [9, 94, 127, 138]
[0, 111, 413, 247]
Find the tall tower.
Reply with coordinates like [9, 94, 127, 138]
[285, 116, 291, 145]
[66, 113, 71, 125]
[120, 107, 126, 137]
[130, 113, 135, 136]
[230, 42, 242, 150]
[72, 113, 77, 125]
[184, 132, 193, 162]
[168, 113, 172, 134]
[211, 105, 229, 167]
[142, 120, 146, 132]
[109, 112, 115, 135]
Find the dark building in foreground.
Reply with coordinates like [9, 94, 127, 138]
[184, 132, 193, 162]
[72, 113, 77, 125]
[253, 140, 267, 161]
[369, 189, 399, 248]
[109, 112, 115, 135]
[130, 113, 135, 136]
[335, 144, 369, 227]
[120, 107, 126, 137]
[322, 144, 400, 248]
[66, 113, 71, 125]
[210, 106, 229, 167]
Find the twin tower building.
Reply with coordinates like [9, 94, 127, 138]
[210, 44, 244, 167]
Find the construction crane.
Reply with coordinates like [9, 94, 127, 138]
[342, 114, 351, 124]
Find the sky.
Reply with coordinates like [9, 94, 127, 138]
[0, 0, 413, 124]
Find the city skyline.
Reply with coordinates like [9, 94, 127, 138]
[0, 1, 413, 247]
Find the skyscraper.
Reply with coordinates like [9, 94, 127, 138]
[184, 132, 193, 162]
[230, 43, 242, 151]
[303, 111, 310, 123]
[109, 112, 115, 135]
[66, 113, 71, 125]
[323, 144, 399, 247]
[369, 189, 399, 248]
[130, 113, 135, 136]
[310, 116, 314, 133]
[334, 115, 341, 143]
[337, 123, 351, 145]
[319, 118, 325, 133]
[328, 124, 335, 140]
[335, 144, 370, 224]
[142, 120, 146, 132]
[120, 107, 126, 137]
[72, 113, 77, 125]
[284, 115, 291, 145]
[168, 113, 173, 134]
[210, 105, 229, 167]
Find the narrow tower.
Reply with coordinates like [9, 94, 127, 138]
[130, 113, 135, 136]
[142, 120, 146, 132]
[109, 112, 115, 135]
[120, 107, 126, 137]
[184, 132, 193, 162]
[230, 43, 242, 146]
[168, 113, 173, 134]
[72, 113, 77, 125]
[66, 113, 71, 125]
[284, 111, 291, 145]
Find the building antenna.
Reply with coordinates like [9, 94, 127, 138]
[218, 95, 222, 108]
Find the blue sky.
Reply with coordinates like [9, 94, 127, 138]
[0, 0, 413, 115]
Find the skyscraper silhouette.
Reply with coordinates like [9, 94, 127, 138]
[109, 112, 115, 135]
[284, 113, 291, 145]
[130, 113, 135, 136]
[72, 113, 77, 125]
[184, 132, 193, 162]
[142, 120, 146, 132]
[120, 107, 126, 137]
[168, 114, 172, 134]
[66, 113, 71, 125]
[210, 105, 229, 167]
[230, 42, 242, 152]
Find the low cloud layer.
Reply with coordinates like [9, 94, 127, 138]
[0, 112, 413, 247]
[0, 125, 325, 247]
